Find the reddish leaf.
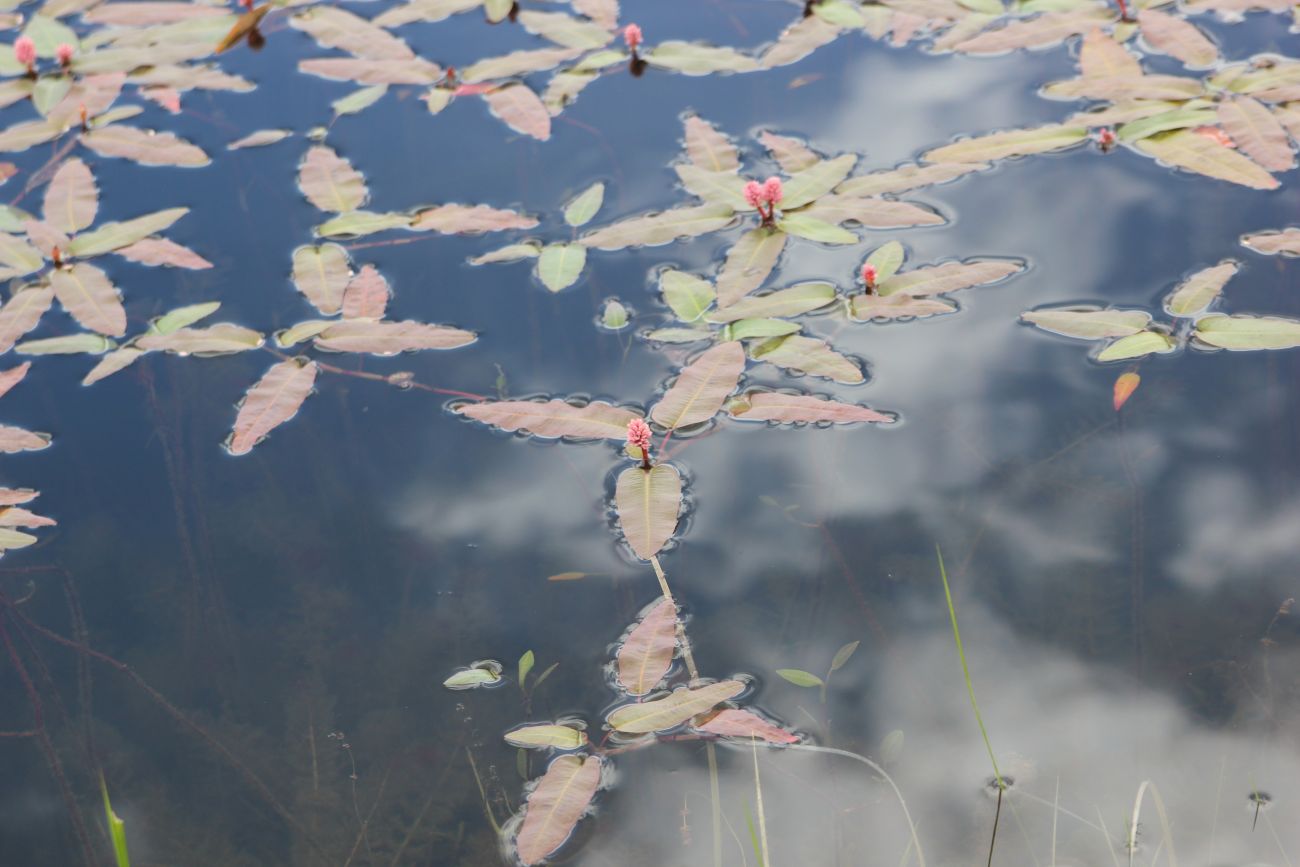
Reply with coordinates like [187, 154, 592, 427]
[0, 488, 37, 504]
[313, 320, 475, 354]
[1218, 96, 1293, 172]
[298, 146, 367, 214]
[298, 57, 441, 85]
[114, 238, 212, 269]
[0, 507, 55, 527]
[1113, 372, 1140, 411]
[728, 392, 895, 424]
[0, 425, 50, 452]
[410, 203, 538, 234]
[86, 3, 229, 25]
[51, 263, 125, 337]
[615, 464, 682, 560]
[0, 286, 54, 353]
[683, 116, 739, 173]
[1137, 9, 1218, 68]
[649, 341, 745, 429]
[458, 399, 638, 439]
[514, 755, 602, 866]
[617, 598, 677, 695]
[0, 361, 29, 399]
[81, 126, 209, 167]
[290, 6, 414, 61]
[695, 708, 799, 744]
[341, 265, 389, 319]
[228, 359, 318, 455]
[484, 84, 551, 141]
[42, 158, 97, 235]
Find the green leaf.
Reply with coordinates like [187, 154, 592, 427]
[674, 164, 750, 209]
[563, 182, 605, 227]
[708, 282, 835, 323]
[580, 204, 735, 250]
[314, 211, 411, 239]
[1118, 108, 1218, 143]
[776, 668, 824, 688]
[728, 318, 799, 340]
[518, 650, 535, 686]
[650, 341, 746, 429]
[601, 299, 629, 329]
[1136, 129, 1280, 190]
[16, 333, 115, 355]
[1163, 261, 1237, 317]
[0, 205, 34, 234]
[830, 640, 860, 672]
[275, 320, 334, 348]
[865, 241, 906, 283]
[647, 327, 713, 343]
[607, 681, 745, 733]
[780, 154, 857, 209]
[660, 270, 716, 322]
[716, 227, 787, 307]
[153, 302, 220, 335]
[469, 243, 541, 266]
[645, 41, 760, 75]
[23, 16, 79, 57]
[813, 0, 867, 26]
[1194, 314, 1300, 350]
[1097, 331, 1177, 361]
[68, 207, 189, 258]
[536, 243, 587, 292]
[332, 84, 388, 117]
[483, 0, 513, 22]
[1021, 308, 1152, 339]
[100, 775, 130, 867]
[750, 335, 863, 383]
[32, 76, 71, 117]
[777, 213, 857, 245]
[922, 124, 1089, 163]
[504, 724, 587, 750]
[443, 666, 502, 689]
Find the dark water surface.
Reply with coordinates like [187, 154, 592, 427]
[1, 1, 1299, 865]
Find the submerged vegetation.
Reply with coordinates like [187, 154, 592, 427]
[0, 0, 1295, 863]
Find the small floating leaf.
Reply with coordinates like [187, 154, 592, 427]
[879, 260, 1023, 297]
[484, 84, 551, 141]
[750, 335, 862, 383]
[1021, 308, 1151, 339]
[781, 154, 857, 209]
[537, 243, 587, 292]
[332, 84, 387, 118]
[82, 347, 144, 385]
[581, 205, 735, 250]
[135, 323, 264, 355]
[851, 294, 956, 320]
[81, 126, 209, 167]
[1164, 261, 1237, 316]
[563, 182, 605, 228]
[607, 680, 745, 733]
[443, 666, 501, 689]
[0, 286, 54, 353]
[228, 359, 318, 455]
[298, 146, 367, 213]
[1113, 372, 1140, 411]
[831, 640, 860, 671]
[315, 211, 411, 239]
[1136, 9, 1218, 68]
[470, 243, 541, 265]
[0, 426, 51, 452]
[0, 362, 27, 397]
[759, 131, 819, 173]
[617, 597, 677, 696]
[615, 464, 682, 560]
[68, 208, 189, 258]
[341, 266, 389, 319]
[51, 263, 126, 337]
[228, 129, 292, 150]
[835, 162, 986, 197]
[292, 244, 350, 316]
[695, 708, 799, 744]
[1097, 330, 1177, 361]
[647, 41, 760, 75]
[650, 340, 745, 429]
[43, 158, 97, 235]
[684, 116, 739, 173]
[458, 399, 638, 439]
[708, 282, 835, 323]
[1241, 228, 1300, 256]
[411, 204, 537, 234]
[660, 270, 715, 322]
[1195, 314, 1300, 350]
[865, 241, 906, 283]
[116, 238, 212, 270]
[514, 755, 602, 866]
[646, 327, 712, 343]
[1217, 96, 1293, 172]
[716, 227, 787, 307]
[776, 668, 823, 688]
[290, 6, 414, 60]
[729, 392, 893, 424]
[777, 213, 856, 245]
[505, 725, 588, 750]
[728, 319, 798, 340]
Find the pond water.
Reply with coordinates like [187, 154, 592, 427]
[0, 0, 1299, 865]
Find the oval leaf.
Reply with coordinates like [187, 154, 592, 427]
[514, 755, 602, 866]
[313, 320, 475, 354]
[1021, 308, 1151, 339]
[1195, 314, 1300, 350]
[51, 263, 125, 337]
[607, 680, 745, 733]
[729, 392, 894, 424]
[650, 341, 745, 429]
[617, 597, 677, 696]
[505, 725, 588, 750]
[615, 464, 682, 560]
[459, 399, 638, 439]
[1164, 261, 1237, 316]
[537, 243, 587, 292]
[298, 146, 367, 214]
[43, 158, 97, 234]
[1097, 330, 1177, 361]
[228, 359, 318, 455]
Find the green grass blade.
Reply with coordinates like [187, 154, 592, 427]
[99, 774, 130, 867]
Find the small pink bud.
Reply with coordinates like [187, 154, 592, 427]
[1098, 127, 1116, 148]
[861, 263, 878, 288]
[55, 43, 73, 67]
[743, 180, 765, 210]
[762, 176, 783, 205]
[623, 23, 643, 51]
[14, 36, 36, 70]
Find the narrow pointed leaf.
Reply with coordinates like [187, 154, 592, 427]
[0, 426, 51, 452]
[715, 228, 787, 308]
[16, 334, 114, 354]
[0, 361, 28, 397]
[879, 260, 1022, 297]
[458, 399, 638, 439]
[537, 243, 587, 292]
[650, 341, 745, 429]
[51, 263, 125, 336]
[646, 41, 760, 75]
[313, 320, 475, 354]
[154, 302, 220, 334]
[684, 116, 739, 173]
[708, 282, 835, 323]
[780, 154, 857, 209]
[1097, 331, 1176, 361]
[1217, 96, 1293, 172]
[759, 131, 819, 173]
[835, 162, 986, 197]
[411, 203, 537, 234]
[135, 323, 264, 355]
[581, 205, 734, 250]
[1241, 228, 1300, 256]
[68, 207, 189, 257]
[923, 124, 1088, 163]
[798, 195, 943, 229]
[228, 359, 318, 455]
[728, 392, 893, 424]
[1164, 261, 1237, 316]
[290, 7, 413, 60]
[675, 165, 749, 209]
[1137, 9, 1218, 67]
[615, 464, 682, 560]
[514, 755, 602, 866]
[1195, 314, 1300, 350]
[563, 182, 605, 227]
[1021, 308, 1151, 338]
[695, 708, 799, 744]
[82, 347, 144, 385]
[1137, 129, 1280, 190]
[777, 214, 856, 245]
[116, 237, 212, 269]
[607, 680, 744, 733]
[505, 725, 588, 750]
[851, 293, 956, 320]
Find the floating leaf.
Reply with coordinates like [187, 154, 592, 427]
[602, 299, 629, 329]
[1113, 371, 1140, 411]
[615, 464, 682, 560]
[798, 196, 943, 229]
[651, 341, 745, 429]
[1044, 74, 1203, 102]
[660, 270, 715, 322]
[716, 227, 787, 307]
[564, 182, 605, 228]
[776, 668, 823, 687]
[275, 320, 333, 348]
[114, 236, 209, 270]
[1021, 308, 1151, 338]
[675, 165, 749, 209]
[135, 323, 264, 355]
[24, 220, 69, 260]
[0, 489, 37, 504]
[0, 286, 54, 353]
[852, 291, 955, 319]
[298, 146, 367, 214]
[781, 154, 857, 209]
[880, 260, 1022, 297]
[514, 755, 602, 866]
[505, 725, 588, 750]
[290, 7, 413, 60]
[728, 318, 798, 340]
[1195, 314, 1300, 350]
[1137, 129, 1280, 190]
[315, 211, 411, 239]
[1094, 331, 1175, 361]
[0, 507, 55, 528]
[1217, 97, 1293, 172]
[82, 347, 144, 385]
[647, 42, 760, 75]
[51, 263, 125, 337]
[0, 361, 28, 397]
[411, 203, 537, 234]
[647, 327, 712, 343]
[696, 708, 799, 744]
[952, 10, 1109, 53]
[459, 399, 638, 439]
[16, 334, 114, 354]
[729, 392, 893, 424]
[617, 598, 677, 695]
[0, 234, 45, 276]
[443, 666, 501, 689]
[68, 208, 189, 258]
[750, 335, 863, 383]
[759, 131, 819, 173]
[81, 126, 209, 167]
[299, 57, 442, 85]
[762, 14, 842, 69]
[607, 680, 744, 733]
[374, 0, 482, 27]
[43, 158, 97, 235]
[470, 243, 542, 265]
[341, 266, 389, 319]
[1136, 9, 1218, 68]
[923, 124, 1088, 163]
[332, 84, 387, 118]
[517, 10, 612, 49]
[0, 526, 38, 547]
[537, 243, 587, 292]
[314, 320, 475, 354]
[485, 84, 551, 141]
[708, 283, 835, 323]
[777, 213, 856, 245]
[461, 47, 583, 83]
[1164, 261, 1237, 316]
[228, 359, 318, 455]
[1241, 228, 1300, 256]
[835, 162, 986, 197]
[573, 0, 619, 28]
[0, 426, 51, 452]
[0, 119, 61, 154]
[581, 205, 735, 250]
[684, 116, 739, 173]
[292, 244, 350, 316]
[228, 129, 292, 150]
[154, 302, 220, 335]
[1079, 28, 1141, 79]
[831, 640, 860, 671]
[1117, 108, 1219, 143]
[865, 241, 906, 283]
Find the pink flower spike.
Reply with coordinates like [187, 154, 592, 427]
[623, 23, 643, 51]
[861, 263, 878, 289]
[14, 36, 36, 70]
[1098, 127, 1116, 149]
[55, 43, 74, 67]
[626, 418, 652, 466]
[762, 176, 783, 205]
[743, 180, 765, 210]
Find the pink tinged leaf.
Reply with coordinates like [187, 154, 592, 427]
[410, 203, 539, 234]
[298, 57, 442, 86]
[1136, 129, 1280, 190]
[0, 286, 54, 353]
[453, 82, 494, 96]
[617, 598, 677, 695]
[514, 755, 602, 866]
[85, 2, 230, 25]
[341, 265, 389, 319]
[82, 347, 144, 385]
[289, 7, 415, 61]
[749, 335, 863, 384]
[114, 238, 212, 269]
[298, 146, 368, 214]
[850, 293, 957, 320]
[835, 162, 987, 197]
[43, 158, 97, 234]
[142, 86, 181, 114]
[1241, 227, 1300, 255]
[0, 361, 28, 398]
[483, 84, 551, 141]
[579, 205, 735, 251]
[1136, 9, 1219, 68]
[878, 260, 1023, 297]
[458, 399, 639, 439]
[292, 244, 351, 315]
[797, 195, 944, 229]
[0, 506, 55, 527]
[572, 0, 618, 28]
[134, 323, 264, 355]
[728, 392, 895, 424]
[23, 220, 69, 259]
[759, 131, 820, 173]
[615, 464, 682, 560]
[46, 73, 126, 127]
[1217, 96, 1294, 172]
[0, 425, 50, 452]
[953, 10, 1110, 53]
[649, 341, 745, 429]
[695, 708, 800, 744]
[82, 126, 209, 167]
[51, 263, 125, 337]
[1079, 28, 1141, 79]
[0, 488, 37, 504]
[716, 228, 787, 307]
[606, 680, 746, 733]
[312, 320, 476, 355]
[889, 12, 925, 47]
[683, 116, 739, 173]
[762, 14, 842, 69]
[460, 47, 583, 83]
[228, 359, 318, 455]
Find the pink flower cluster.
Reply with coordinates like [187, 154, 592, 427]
[623, 24, 642, 52]
[860, 263, 878, 291]
[626, 418, 652, 466]
[56, 43, 74, 67]
[13, 36, 35, 72]
[743, 176, 783, 223]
